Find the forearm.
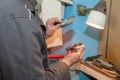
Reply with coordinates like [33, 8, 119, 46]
[51, 62, 70, 80]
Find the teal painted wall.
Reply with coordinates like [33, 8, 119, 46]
[63, 0, 100, 60]
[53, 0, 100, 80]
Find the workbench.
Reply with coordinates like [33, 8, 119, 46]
[75, 62, 118, 80]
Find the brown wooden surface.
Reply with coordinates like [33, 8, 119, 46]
[98, 0, 120, 68]
[76, 62, 117, 80]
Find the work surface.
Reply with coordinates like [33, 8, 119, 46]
[75, 62, 119, 80]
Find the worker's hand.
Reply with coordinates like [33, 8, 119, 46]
[60, 44, 85, 68]
[46, 17, 61, 38]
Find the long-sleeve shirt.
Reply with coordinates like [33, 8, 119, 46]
[0, 0, 70, 80]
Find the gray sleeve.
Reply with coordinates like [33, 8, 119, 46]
[52, 62, 71, 80]
[0, 17, 70, 80]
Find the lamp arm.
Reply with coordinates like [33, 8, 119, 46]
[86, 8, 93, 14]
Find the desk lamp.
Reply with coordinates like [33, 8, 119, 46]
[77, 0, 107, 29]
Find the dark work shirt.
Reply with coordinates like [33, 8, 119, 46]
[0, 0, 70, 80]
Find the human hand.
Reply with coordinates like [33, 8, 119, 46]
[60, 43, 85, 68]
[46, 17, 62, 38]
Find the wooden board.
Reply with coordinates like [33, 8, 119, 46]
[76, 62, 117, 80]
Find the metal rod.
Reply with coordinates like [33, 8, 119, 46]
[105, 0, 112, 58]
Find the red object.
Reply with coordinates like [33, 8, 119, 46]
[48, 54, 65, 59]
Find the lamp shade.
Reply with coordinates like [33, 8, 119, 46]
[86, 10, 106, 29]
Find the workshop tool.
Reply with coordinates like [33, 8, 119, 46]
[54, 16, 76, 27]
[48, 54, 64, 59]
[85, 54, 102, 61]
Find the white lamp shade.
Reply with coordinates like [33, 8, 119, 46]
[86, 10, 106, 29]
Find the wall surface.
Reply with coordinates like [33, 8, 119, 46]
[53, 0, 100, 80]
[106, 0, 120, 68]
[98, 0, 120, 68]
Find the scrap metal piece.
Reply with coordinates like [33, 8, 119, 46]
[85, 54, 102, 61]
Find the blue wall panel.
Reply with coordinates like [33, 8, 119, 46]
[54, 0, 100, 80]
